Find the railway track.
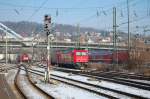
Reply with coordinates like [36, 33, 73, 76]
[25, 68, 127, 98]
[0, 65, 18, 72]
[26, 66, 150, 99]
[14, 67, 27, 99]
[19, 67, 116, 98]
[37, 64, 150, 80]
[50, 74, 148, 99]
[80, 73, 150, 91]
[14, 65, 54, 99]
[36, 65, 150, 90]
[91, 71, 150, 80]
[52, 67, 150, 91]
[5, 64, 150, 98]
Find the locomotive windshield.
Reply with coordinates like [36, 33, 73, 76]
[76, 52, 87, 56]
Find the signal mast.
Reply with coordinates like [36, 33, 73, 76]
[44, 14, 51, 82]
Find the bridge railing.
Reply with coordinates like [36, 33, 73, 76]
[0, 22, 23, 40]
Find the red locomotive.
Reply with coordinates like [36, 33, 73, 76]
[73, 50, 88, 63]
[51, 49, 89, 68]
[18, 53, 30, 63]
[51, 49, 129, 68]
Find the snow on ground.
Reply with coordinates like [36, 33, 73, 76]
[51, 70, 150, 98]
[31, 66, 150, 98]
[50, 75, 131, 99]
[32, 66, 45, 72]
[17, 68, 49, 99]
[19, 66, 26, 75]
[6, 69, 24, 99]
[30, 73, 107, 99]
[6, 69, 18, 84]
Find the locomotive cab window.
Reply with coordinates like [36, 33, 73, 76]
[76, 52, 81, 56]
[81, 52, 87, 56]
[76, 52, 87, 56]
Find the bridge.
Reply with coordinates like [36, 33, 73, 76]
[0, 23, 126, 50]
[0, 23, 129, 54]
[0, 22, 23, 40]
[0, 23, 149, 51]
[0, 39, 128, 50]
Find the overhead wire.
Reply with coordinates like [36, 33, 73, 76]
[0, 0, 137, 10]
[0, 0, 148, 31]
[0, 0, 139, 18]
[0, 1, 123, 10]
[27, 0, 48, 20]
[104, 14, 150, 31]
[94, 10, 149, 32]
[27, 0, 48, 37]
[74, 0, 139, 25]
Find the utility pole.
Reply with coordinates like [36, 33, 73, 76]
[127, 0, 130, 50]
[77, 23, 80, 49]
[86, 34, 89, 50]
[113, 7, 117, 66]
[5, 30, 8, 68]
[32, 31, 34, 63]
[44, 15, 51, 83]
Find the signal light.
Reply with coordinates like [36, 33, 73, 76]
[44, 15, 48, 20]
[46, 31, 50, 36]
[44, 24, 48, 28]
[44, 15, 51, 36]
[44, 15, 51, 23]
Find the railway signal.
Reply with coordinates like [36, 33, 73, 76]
[44, 15, 51, 36]
[44, 14, 51, 83]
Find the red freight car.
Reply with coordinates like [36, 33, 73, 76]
[89, 51, 113, 63]
[89, 50, 129, 64]
[113, 51, 129, 63]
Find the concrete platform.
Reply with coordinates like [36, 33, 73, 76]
[0, 74, 16, 99]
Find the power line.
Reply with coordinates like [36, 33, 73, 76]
[0, 0, 137, 10]
[118, 15, 150, 26]
[0, 2, 112, 10]
[74, 0, 141, 25]
[0, 0, 140, 18]
[26, 0, 48, 35]
[27, 0, 48, 20]
[96, 14, 150, 32]
[0, 0, 148, 29]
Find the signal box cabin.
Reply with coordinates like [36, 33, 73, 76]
[73, 50, 89, 63]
